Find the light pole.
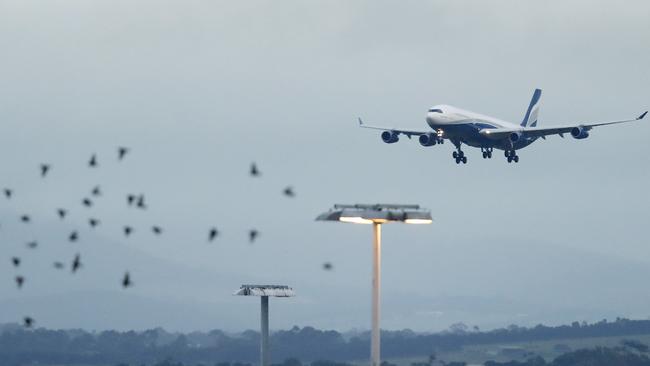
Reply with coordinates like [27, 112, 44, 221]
[234, 284, 295, 366]
[316, 204, 432, 366]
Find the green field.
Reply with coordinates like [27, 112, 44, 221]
[383, 333, 650, 366]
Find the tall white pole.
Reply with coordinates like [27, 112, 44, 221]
[371, 223, 382, 366]
[261, 296, 269, 366]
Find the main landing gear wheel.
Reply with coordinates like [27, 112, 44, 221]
[452, 150, 467, 164]
[505, 150, 519, 163]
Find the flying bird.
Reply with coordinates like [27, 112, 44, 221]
[250, 162, 260, 177]
[11, 257, 20, 267]
[69, 231, 78, 242]
[208, 227, 219, 242]
[136, 194, 146, 209]
[152, 226, 163, 235]
[26, 241, 38, 249]
[127, 194, 136, 206]
[15, 276, 24, 289]
[82, 198, 93, 207]
[118, 146, 129, 161]
[122, 272, 132, 288]
[283, 186, 295, 197]
[20, 215, 30, 223]
[40, 164, 50, 178]
[322, 262, 333, 271]
[89, 218, 100, 228]
[123, 226, 133, 237]
[57, 208, 67, 219]
[71, 254, 81, 273]
[53, 262, 65, 270]
[91, 185, 101, 196]
[88, 154, 97, 167]
[248, 229, 259, 243]
[23, 317, 34, 328]
[3, 188, 12, 199]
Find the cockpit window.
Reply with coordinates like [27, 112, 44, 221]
[428, 108, 443, 113]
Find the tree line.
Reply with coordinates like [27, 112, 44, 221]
[2, 317, 650, 365]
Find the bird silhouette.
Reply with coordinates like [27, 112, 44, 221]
[250, 162, 260, 177]
[11, 257, 20, 267]
[40, 164, 50, 178]
[136, 194, 146, 209]
[118, 147, 129, 161]
[57, 208, 67, 219]
[82, 198, 93, 207]
[123, 226, 133, 237]
[69, 231, 78, 242]
[208, 227, 219, 242]
[249, 229, 259, 243]
[3, 188, 12, 199]
[88, 154, 98, 167]
[91, 186, 101, 196]
[53, 261, 64, 270]
[20, 215, 30, 223]
[283, 186, 295, 197]
[322, 262, 333, 271]
[23, 317, 34, 328]
[88, 218, 100, 228]
[71, 254, 81, 273]
[127, 194, 136, 206]
[122, 272, 132, 288]
[152, 226, 163, 235]
[26, 241, 38, 249]
[15, 276, 24, 289]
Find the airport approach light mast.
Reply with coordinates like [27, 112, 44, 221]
[234, 284, 295, 366]
[316, 204, 432, 366]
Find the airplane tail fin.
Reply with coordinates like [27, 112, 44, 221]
[521, 89, 542, 127]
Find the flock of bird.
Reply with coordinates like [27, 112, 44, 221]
[4, 148, 325, 330]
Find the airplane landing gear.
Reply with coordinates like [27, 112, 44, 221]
[505, 149, 519, 163]
[481, 147, 493, 159]
[452, 146, 467, 164]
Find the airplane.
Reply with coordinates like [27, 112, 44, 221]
[359, 89, 647, 164]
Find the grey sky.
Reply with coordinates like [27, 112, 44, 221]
[0, 0, 649, 333]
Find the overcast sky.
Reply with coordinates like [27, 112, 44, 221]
[0, 0, 649, 333]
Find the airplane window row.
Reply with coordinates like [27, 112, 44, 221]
[428, 109, 443, 113]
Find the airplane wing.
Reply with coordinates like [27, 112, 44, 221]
[479, 111, 647, 139]
[357, 118, 431, 138]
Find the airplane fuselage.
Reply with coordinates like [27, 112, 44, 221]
[425, 105, 537, 151]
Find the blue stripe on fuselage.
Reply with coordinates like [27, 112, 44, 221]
[438, 121, 537, 150]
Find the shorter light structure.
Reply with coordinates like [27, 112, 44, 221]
[234, 285, 295, 366]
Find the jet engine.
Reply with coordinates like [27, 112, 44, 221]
[418, 133, 437, 147]
[571, 126, 590, 139]
[509, 132, 522, 143]
[381, 131, 399, 144]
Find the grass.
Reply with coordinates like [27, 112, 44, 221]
[384, 333, 650, 366]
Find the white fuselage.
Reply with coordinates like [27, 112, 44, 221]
[425, 105, 518, 130]
[423, 105, 533, 150]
